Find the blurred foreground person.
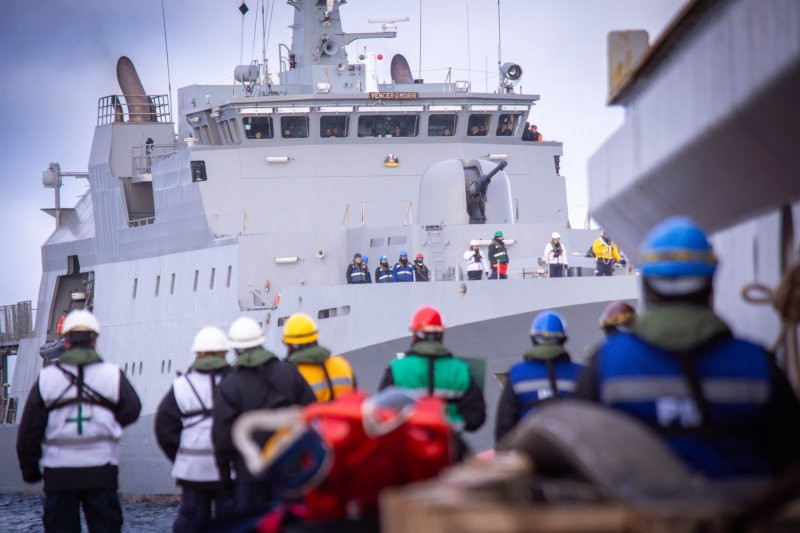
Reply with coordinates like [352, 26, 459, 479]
[495, 311, 583, 443]
[155, 326, 233, 531]
[598, 301, 636, 337]
[575, 216, 800, 478]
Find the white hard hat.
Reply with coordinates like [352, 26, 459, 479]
[192, 326, 229, 353]
[470, 240, 480, 246]
[551, 232, 561, 239]
[61, 309, 100, 336]
[228, 317, 265, 349]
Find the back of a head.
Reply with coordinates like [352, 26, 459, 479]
[62, 308, 100, 348]
[638, 216, 717, 305]
[530, 310, 567, 345]
[599, 301, 636, 335]
[192, 326, 229, 356]
[283, 313, 319, 349]
[228, 316, 265, 351]
[410, 306, 445, 342]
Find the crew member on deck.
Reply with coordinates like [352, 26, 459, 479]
[346, 253, 369, 284]
[543, 232, 568, 277]
[17, 309, 141, 533]
[488, 231, 510, 279]
[155, 326, 233, 531]
[592, 230, 621, 276]
[393, 250, 415, 282]
[284, 313, 356, 402]
[212, 317, 316, 515]
[464, 240, 489, 280]
[413, 253, 430, 282]
[375, 255, 393, 283]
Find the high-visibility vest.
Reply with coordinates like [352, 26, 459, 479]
[595, 332, 773, 478]
[172, 371, 225, 482]
[296, 355, 356, 402]
[509, 359, 582, 418]
[39, 362, 122, 469]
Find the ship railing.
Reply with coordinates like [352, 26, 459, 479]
[0, 301, 33, 343]
[132, 143, 177, 178]
[97, 94, 172, 126]
[341, 200, 414, 229]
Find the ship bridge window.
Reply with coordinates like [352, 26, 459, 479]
[281, 116, 309, 138]
[497, 113, 523, 136]
[320, 115, 349, 138]
[357, 115, 419, 137]
[429, 114, 458, 137]
[467, 114, 492, 136]
[243, 116, 273, 139]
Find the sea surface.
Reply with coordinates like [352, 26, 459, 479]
[0, 492, 178, 532]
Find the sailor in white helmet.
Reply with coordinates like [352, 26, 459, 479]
[16, 308, 141, 533]
[463, 239, 490, 280]
[543, 232, 569, 278]
[155, 326, 234, 531]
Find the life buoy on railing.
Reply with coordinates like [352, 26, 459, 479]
[265, 277, 270, 292]
[56, 315, 66, 336]
[273, 293, 281, 308]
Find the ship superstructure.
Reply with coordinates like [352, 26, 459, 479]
[1, 0, 637, 494]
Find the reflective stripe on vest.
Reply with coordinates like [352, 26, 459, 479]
[596, 332, 773, 478]
[349, 269, 366, 282]
[377, 268, 393, 282]
[394, 264, 414, 281]
[39, 362, 122, 469]
[172, 371, 223, 482]
[297, 356, 355, 402]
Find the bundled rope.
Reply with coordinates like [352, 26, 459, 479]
[742, 262, 800, 394]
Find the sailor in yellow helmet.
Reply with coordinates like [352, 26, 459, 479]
[283, 313, 356, 402]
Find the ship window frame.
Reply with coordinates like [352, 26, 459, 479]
[320, 115, 349, 138]
[229, 119, 241, 142]
[277, 316, 290, 327]
[467, 114, 492, 136]
[356, 114, 420, 138]
[428, 114, 458, 137]
[280, 115, 310, 139]
[369, 237, 385, 247]
[243, 116, 274, 140]
[497, 113, 524, 137]
[220, 121, 232, 144]
[388, 235, 407, 245]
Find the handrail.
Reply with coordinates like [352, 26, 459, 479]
[97, 94, 172, 125]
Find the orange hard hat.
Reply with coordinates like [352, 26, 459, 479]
[599, 301, 636, 329]
[410, 306, 444, 333]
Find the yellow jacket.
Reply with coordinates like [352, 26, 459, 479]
[289, 345, 356, 402]
[592, 237, 621, 262]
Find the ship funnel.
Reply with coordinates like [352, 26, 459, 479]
[321, 39, 340, 56]
[390, 54, 414, 84]
[116, 56, 155, 123]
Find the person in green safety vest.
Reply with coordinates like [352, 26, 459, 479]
[378, 306, 486, 454]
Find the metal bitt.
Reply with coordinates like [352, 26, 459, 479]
[42, 163, 89, 228]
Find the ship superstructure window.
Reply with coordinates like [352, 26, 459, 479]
[320, 115, 349, 138]
[467, 114, 492, 136]
[220, 121, 232, 144]
[429, 114, 458, 136]
[370, 237, 385, 247]
[243, 116, 273, 139]
[497, 113, 523, 136]
[155, 275, 161, 297]
[281, 116, 309, 138]
[357, 115, 419, 137]
[170, 273, 176, 295]
[226, 266, 232, 288]
[132, 278, 138, 299]
[229, 120, 241, 142]
[210, 268, 216, 290]
[193, 270, 199, 292]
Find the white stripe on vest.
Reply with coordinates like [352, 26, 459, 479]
[172, 371, 224, 482]
[39, 362, 122, 469]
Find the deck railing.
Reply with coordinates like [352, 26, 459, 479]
[0, 301, 33, 343]
[97, 94, 171, 125]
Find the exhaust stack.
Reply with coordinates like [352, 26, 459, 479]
[116, 56, 155, 123]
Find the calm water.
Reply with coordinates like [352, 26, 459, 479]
[0, 493, 178, 532]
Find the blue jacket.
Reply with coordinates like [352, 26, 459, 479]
[392, 262, 414, 282]
[495, 349, 582, 442]
[590, 332, 774, 478]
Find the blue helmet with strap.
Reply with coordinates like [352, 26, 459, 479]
[530, 311, 566, 344]
[379, 254, 387, 261]
[639, 216, 716, 278]
[362, 256, 369, 263]
[399, 249, 408, 257]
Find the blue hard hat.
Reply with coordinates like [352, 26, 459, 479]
[639, 216, 716, 277]
[530, 311, 566, 342]
[379, 254, 387, 261]
[399, 250, 408, 257]
[362, 256, 369, 263]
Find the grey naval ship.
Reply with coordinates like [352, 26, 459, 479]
[1, 0, 637, 494]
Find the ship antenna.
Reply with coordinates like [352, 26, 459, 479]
[496, 0, 502, 93]
[466, 1, 472, 85]
[419, 0, 423, 80]
[160, 0, 173, 123]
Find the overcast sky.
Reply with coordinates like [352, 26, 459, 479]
[0, 0, 684, 308]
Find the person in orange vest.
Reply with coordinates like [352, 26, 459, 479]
[592, 230, 622, 276]
[284, 313, 356, 402]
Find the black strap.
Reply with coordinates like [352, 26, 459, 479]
[675, 351, 714, 430]
[427, 358, 435, 396]
[179, 372, 213, 427]
[545, 359, 559, 398]
[47, 364, 118, 413]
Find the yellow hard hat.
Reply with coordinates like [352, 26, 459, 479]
[283, 313, 319, 345]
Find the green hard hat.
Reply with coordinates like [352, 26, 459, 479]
[494, 230, 503, 238]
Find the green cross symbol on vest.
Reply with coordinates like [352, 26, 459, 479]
[66, 404, 92, 435]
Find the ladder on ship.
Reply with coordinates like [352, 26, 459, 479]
[426, 225, 449, 281]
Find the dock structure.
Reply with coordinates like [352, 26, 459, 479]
[588, 0, 800, 352]
[0, 301, 33, 424]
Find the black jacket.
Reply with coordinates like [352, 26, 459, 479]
[154, 366, 230, 488]
[16, 364, 141, 491]
[414, 263, 430, 282]
[488, 240, 509, 265]
[212, 358, 316, 485]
